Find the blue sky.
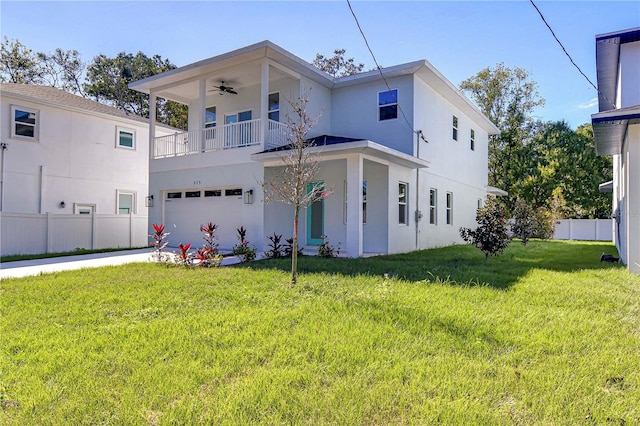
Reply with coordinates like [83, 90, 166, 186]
[2, 1, 639, 128]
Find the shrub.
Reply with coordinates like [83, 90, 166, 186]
[511, 198, 536, 245]
[318, 235, 340, 258]
[284, 237, 303, 258]
[174, 243, 193, 266]
[149, 223, 170, 263]
[460, 197, 511, 261]
[265, 233, 285, 259]
[533, 207, 555, 240]
[201, 222, 219, 255]
[233, 226, 257, 263]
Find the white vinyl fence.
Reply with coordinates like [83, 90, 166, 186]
[0, 212, 149, 256]
[553, 218, 612, 242]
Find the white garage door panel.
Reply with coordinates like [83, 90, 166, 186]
[164, 194, 242, 250]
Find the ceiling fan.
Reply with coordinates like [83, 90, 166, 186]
[209, 81, 237, 95]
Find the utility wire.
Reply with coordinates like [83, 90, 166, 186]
[346, 0, 427, 142]
[529, 0, 616, 110]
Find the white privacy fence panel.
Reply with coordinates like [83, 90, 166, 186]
[0, 213, 149, 256]
[553, 219, 613, 241]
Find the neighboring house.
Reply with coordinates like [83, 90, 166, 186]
[591, 27, 640, 275]
[129, 41, 499, 257]
[0, 83, 173, 255]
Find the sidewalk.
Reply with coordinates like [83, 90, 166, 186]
[0, 248, 152, 280]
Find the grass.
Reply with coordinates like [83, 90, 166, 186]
[1, 240, 639, 424]
[0, 246, 147, 263]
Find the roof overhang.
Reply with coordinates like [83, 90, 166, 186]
[599, 180, 613, 193]
[251, 139, 430, 169]
[591, 105, 640, 155]
[486, 186, 508, 197]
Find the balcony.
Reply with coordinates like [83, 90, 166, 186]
[153, 119, 289, 159]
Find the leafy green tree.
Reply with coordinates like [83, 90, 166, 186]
[511, 198, 536, 245]
[0, 37, 43, 84]
[312, 49, 364, 78]
[84, 51, 187, 129]
[460, 63, 545, 207]
[460, 197, 511, 261]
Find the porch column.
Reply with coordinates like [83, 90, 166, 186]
[346, 154, 363, 257]
[260, 61, 269, 147]
[198, 79, 207, 151]
[149, 91, 156, 161]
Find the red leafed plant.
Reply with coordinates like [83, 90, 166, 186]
[176, 243, 192, 266]
[150, 223, 170, 263]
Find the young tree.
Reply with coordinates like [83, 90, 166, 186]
[261, 95, 323, 285]
[511, 198, 536, 245]
[460, 197, 511, 261]
[312, 49, 364, 78]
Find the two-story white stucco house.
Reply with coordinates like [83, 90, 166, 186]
[0, 83, 173, 255]
[129, 41, 500, 257]
[591, 27, 640, 275]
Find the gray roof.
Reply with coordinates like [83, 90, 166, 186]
[0, 83, 151, 126]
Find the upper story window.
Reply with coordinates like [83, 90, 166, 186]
[11, 105, 39, 141]
[470, 129, 475, 151]
[378, 89, 398, 121]
[398, 182, 408, 225]
[205, 106, 217, 128]
[452, 116, 458, 141]
[269, 92, 280, 122]
[117, 127, 135, 149]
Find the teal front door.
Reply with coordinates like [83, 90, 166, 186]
[307, 182, 324, 245]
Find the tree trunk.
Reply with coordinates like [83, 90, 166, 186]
[291, 205, 300, 285]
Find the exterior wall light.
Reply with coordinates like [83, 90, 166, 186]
[145, 195, 154, 207]
[244, 189, 254, 204]
[60, 201, 66, 208]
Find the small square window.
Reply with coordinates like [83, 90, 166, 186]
[11, 105, 39, 140]
[117, 127, 135, 149]
[378, 89, 398, 121]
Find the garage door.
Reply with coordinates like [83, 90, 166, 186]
[164, 188, 243, 250]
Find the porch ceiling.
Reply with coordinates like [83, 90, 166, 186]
[252, 139, 430, 169]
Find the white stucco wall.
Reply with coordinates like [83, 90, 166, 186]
[331, 75, 415, 155]
[624, 123, 639, 274]
[1, 94, 157, 216]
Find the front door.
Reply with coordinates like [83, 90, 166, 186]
[307, 182, 324, 245]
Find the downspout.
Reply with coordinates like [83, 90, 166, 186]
[0, 142, 7, 211]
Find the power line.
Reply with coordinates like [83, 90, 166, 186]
[345, 0, 426, 142]
[528, 0, 616, 110]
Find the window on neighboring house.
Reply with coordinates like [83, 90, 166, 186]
[470, 129, 475, 151]
[205, 106, 217, 128]
[398, 182, 408, 225]
[452, 116, 458, 141]
[378, 89, 398, 121]
[268, 92, 280, 122]
[429, 189, 437, 225]
[117, 191, 135, 214]
[11, 105, 39, 140]
[362, 180, 367, 224]
[446, 192, 453, 225]
[117, 127, 135, 149]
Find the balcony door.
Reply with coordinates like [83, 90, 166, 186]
[224, 110, 252, 147]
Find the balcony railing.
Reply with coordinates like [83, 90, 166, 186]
[154, 119, 290, 159]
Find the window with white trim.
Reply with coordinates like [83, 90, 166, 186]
[362, 180, 367, 224]
[470, 129, 475, 151]
[378, 89, 398, 121]
[117, 191, 135, 214]
[11, 105, 39, 140]
[268, 92, 280, 122]
[75, 204, 95, 215]
[399, 182, 408, 225]
[429, 189, 437, 225]
[452, 116, 458, 141]
[446, 192, 453, 225]
[205, 106, 217, 128]
[116, 127, 135, 149]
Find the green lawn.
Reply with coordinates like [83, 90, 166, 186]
[1, 240, 638, 424]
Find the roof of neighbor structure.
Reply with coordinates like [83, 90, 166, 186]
[591, 27, 640, 156]
[1, 83, 165, 127]
[129, 40, 499, 135]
